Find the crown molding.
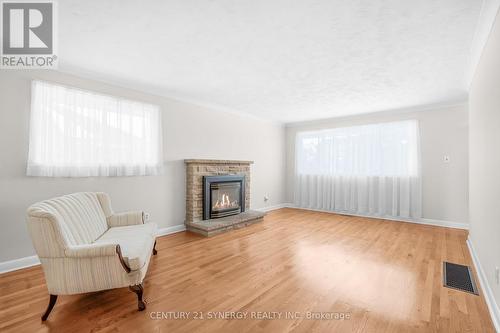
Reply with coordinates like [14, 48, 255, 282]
[285, 99, 468, 128]
[466, 0, 500, 88]
[55, 65, 284, 126]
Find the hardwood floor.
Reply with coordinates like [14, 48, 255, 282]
[0, 208, 495, 332]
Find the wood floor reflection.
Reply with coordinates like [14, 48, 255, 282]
[0, 208, 494, 332]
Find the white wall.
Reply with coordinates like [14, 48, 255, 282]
[285, 104, 469, 223]
[0, 70, 286, 262]
[469, 8, 500, 313]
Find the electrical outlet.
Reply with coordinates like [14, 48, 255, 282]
[264, 195, 269, 202]
[443, 155, 450, 163]
[143, 212, 150, 222]
[496, 267, 499, 285]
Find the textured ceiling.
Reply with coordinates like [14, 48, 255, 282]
[59, 0, 485, 122]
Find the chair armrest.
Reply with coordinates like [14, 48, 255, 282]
[64, 243, 132, 273]
[64, 243, 119, 258]
[107, 211, 144, 227]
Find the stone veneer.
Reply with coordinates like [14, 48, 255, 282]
[185, 159, 253, 224]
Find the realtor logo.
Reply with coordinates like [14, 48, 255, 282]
[1, 0, 57, 68]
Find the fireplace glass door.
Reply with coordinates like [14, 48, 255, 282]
[210, 182, 241, 218]
[203, 175, 245, 220]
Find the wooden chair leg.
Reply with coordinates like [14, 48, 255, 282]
[129, 284, 146, 311]
[153, 241, 157, 255]
[41, 294, 58, 321]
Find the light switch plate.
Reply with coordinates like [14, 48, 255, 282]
[443, 155, 450, 163]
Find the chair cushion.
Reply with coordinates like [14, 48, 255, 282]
[94, 222, 157, 271]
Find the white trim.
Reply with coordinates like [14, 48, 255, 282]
[0, 225, 187, 275]
[0, 255, 40, 274]
[414, 218, 469, 230]
[284, 204, 469, 230]
[157, 224, 186, 236]
[254, 203, 290, 212]
[284, 100, 468, 127]
[0, 212, 468, 275]
[56, 67, 283, 125]
[467, 238, 500, 332]
[466, 0, 500, 88]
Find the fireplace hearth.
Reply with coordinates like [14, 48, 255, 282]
[203, 175, 245, 219]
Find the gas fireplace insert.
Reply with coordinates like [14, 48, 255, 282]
[203, 175, 245, 220]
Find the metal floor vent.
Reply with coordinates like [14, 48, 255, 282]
[443, 262, 478, 295]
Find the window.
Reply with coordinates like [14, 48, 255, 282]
[294, 120, 421, 218]
[296, 120, 419, 177]
[27, 81, 163, 177]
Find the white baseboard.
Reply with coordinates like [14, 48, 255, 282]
[467, 238, 500, 332]
[410, 217, 468, 230]
[0, 224, 187, 275]
[0, 255, 40, 274]
[254, 203, 291, 212]
[157, 224, 186, 236]
[285, 204, 469, 230]
[0, 210, 468, 275]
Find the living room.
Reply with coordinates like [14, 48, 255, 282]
[0, 1, 499, 332]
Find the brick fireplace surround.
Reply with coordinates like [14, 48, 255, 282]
[185, 159, 265, 236]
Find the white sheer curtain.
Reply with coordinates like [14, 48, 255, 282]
[294, 120, 421, 218]
[27, 80, 163, 177]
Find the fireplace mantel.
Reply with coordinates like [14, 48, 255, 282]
[184, 159, 254, 165]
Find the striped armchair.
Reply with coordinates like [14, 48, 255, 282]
[26, 192, 157, 321]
